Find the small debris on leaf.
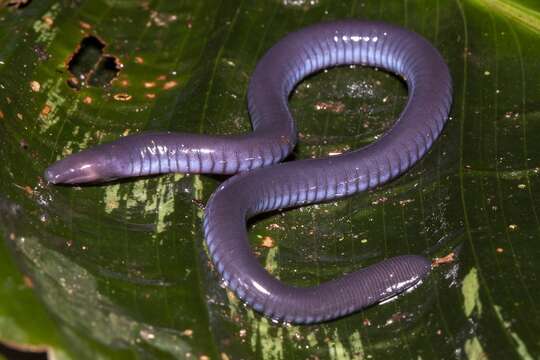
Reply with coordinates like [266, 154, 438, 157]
[314, 101, 345, 113]
[139, 329, 155, 340]
[33, 45, 50, 61]
[30, 80, 40, 92]
[19, 139, 28, 149]
[181, 329, 193, 337]
[399, 199, 414, 206]
[266, 223, 282, 230]
[147, 10, 178, 27]
[432, 252, 455, 267]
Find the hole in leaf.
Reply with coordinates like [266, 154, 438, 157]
[0, 342, 47, 360]
[67, 35, 121, 90]
[5, 0, 32, 9]
[87, 56, 121, 87]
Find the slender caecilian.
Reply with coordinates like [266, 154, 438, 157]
[45, 20, 452, 324]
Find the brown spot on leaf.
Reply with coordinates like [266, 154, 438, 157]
[42, 15, 54, 27]
[79, 21, 91, 30]
[260, 236, 275, 248]
[113, 93, 132, 101]
[41, 104, 51, 116]
[23, 276, 33, 288]
[163, 80, 177, 90]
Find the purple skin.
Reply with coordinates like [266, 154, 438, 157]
[45, 20, 452, 324]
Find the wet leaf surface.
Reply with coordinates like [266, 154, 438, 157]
[0, 0, 539, 359]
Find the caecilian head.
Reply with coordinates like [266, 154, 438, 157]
[44, 143, 129, 185]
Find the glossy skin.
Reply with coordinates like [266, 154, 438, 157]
[45, 21, 452, 324]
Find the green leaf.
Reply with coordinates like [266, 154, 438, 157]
[1, 0, 539, 359]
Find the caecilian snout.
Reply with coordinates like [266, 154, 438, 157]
[44, 146, 120, 185]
